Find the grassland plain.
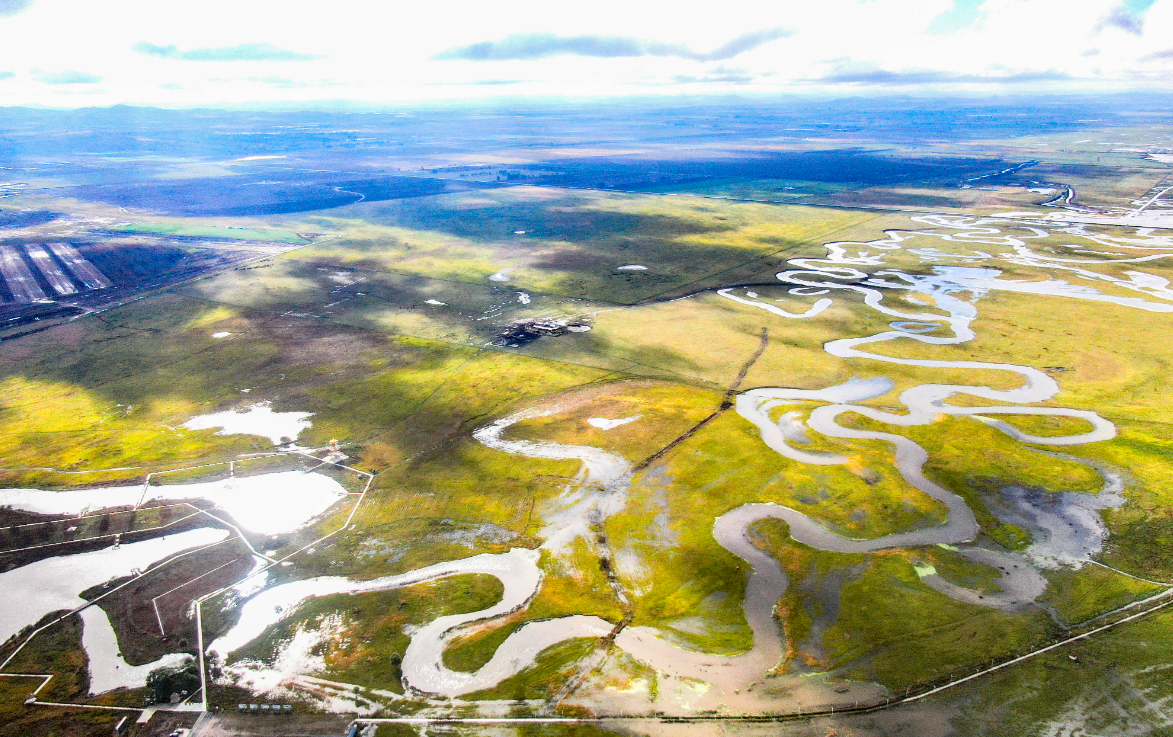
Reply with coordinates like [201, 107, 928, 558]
[925, 606, 1173, 735]
[221, 575, 504, 696]
[462, 638, 600, 702]
[178, 256, 614, 350]
[273, 188, 875, 304]
[439, 540, 627, 675]
[659, 178, 1032, 214]
[368, 365, 1079, 685]
[1020, 164, 1167, 210]
[1, 614, 89, 703]
[1038, 566, 1162, 626]
[861, 284, 1173, 580]
[0, 289, 566, 483]
[109, 222, 309, 243]
[434, 207, 1173, 694]
[3, 176, 1173, 729]
[751, 519, 1053, 690]
[0, 687, 124, 737]
[606, 407, 953, 633]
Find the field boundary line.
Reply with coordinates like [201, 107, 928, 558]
[0, 533, 236, 671]
[0, 510, 204, 556]
[193, 454, 374, 710]
[3, 449, 370, 715]
[906, 589, 1173, 702]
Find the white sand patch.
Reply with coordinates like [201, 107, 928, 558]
[617, 265, 647, 271]
[1150, 153, 1173, 163]
[424, 299, 446, 306]
[587, 415, 642, 430]
[183, 403, 312, 445]
[489, 268, 516, 282]
[517, 292, 531, 304]
[1028, 188, 1056, 194]
[0, 471, 348, 535]
[513, 230, 527, 234]
[212, 332, 232, 338]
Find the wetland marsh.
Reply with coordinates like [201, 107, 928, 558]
[1, 99, 1172, 736]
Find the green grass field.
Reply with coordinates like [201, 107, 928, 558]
[2, 181, 1173, 726]
[110, 222, 309, 243]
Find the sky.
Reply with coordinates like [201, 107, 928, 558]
[0, 0, 1170, 108]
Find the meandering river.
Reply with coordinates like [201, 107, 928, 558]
[184, 217, 1173, 697]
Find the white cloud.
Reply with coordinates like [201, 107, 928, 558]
[0, 0, 1168, 106]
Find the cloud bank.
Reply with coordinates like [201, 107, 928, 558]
[32, 69, 103, 84]
[926, 0, 988, 35]
[133, 42, 322, 62]
[817, 67, 1071, 85]
[1094, 0, 1158, 35]
[435, 28, 792, 62]
[1141, 47, 1173, 61]
[0, 0, 1169, 106]
[0, 0, 31, 17]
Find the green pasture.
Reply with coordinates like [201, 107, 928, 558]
[110, 222, 308, 243]
[279, 189, 875, 304]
